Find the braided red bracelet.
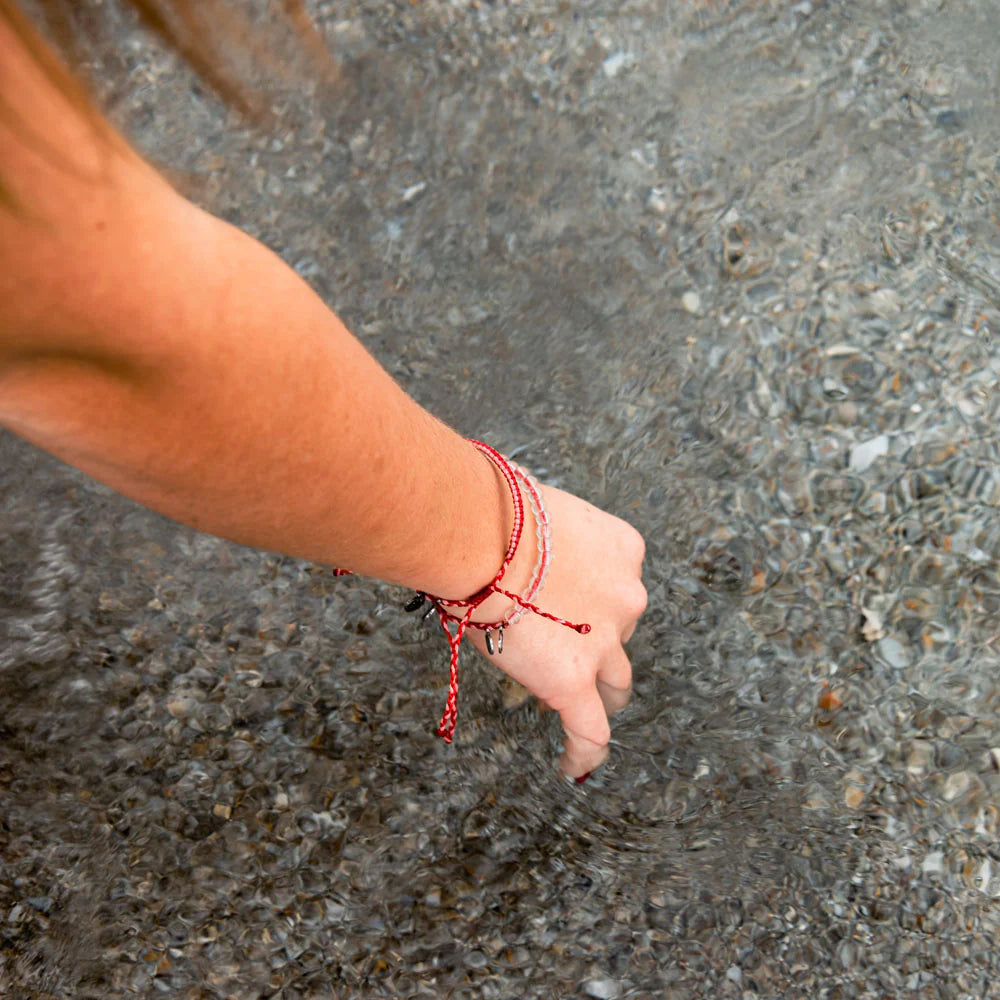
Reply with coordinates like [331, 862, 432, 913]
[333, 440, 591, 743]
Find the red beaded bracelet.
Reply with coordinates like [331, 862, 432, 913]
[334, 440, 591, 743]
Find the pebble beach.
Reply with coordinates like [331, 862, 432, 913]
[4, 1, 1000, 996]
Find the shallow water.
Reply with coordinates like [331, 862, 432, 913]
[4, 1, 1000, 996]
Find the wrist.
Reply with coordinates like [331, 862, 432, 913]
[415, 437, 514, 601]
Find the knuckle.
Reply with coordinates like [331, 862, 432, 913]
[626, 581, 648, 620]
[620, 523, 646, 566]
[596, 625, 625, 655]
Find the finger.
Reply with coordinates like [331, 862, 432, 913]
[556, 687, 611, 778]
[596, 677, 631, 716]
[618, 581, 647, 644]
[559, 728, 610, 780]
[597, 644, 632, 692]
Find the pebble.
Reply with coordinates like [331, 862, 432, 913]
[646, 187, 669, 214]
[849, 434, 890, 472]
[922, 851, 945, 876]
[348, 131, 370, 158]
[401, 181, 427, 203]
[601, 52, 634, 78]
[860, 607, 885, 642]
[582, 978, 621, 999]
[942, 771, 972, 802]
[843, 768, 868, 810]
[166, 696, 199, 719]
[681, 291, 702, 314]
[866, 287, 904, 317]
[836, 401, 859, 425]
[907, 741, 933, 775]
[227, 739, 255, 766]
[6, 3, 1000, 998]
[876, 636, 911, 669]
[844, 784, 866, 810]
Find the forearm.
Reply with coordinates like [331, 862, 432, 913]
[0, 14, 514, 600]
[0, 8, 646, 779]
[0, 189, 511, 599]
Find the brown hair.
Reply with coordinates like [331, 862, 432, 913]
[0, 1, 337, 210]
[0, 0, 335, 114]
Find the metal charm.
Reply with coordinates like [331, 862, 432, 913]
[485, 626, 503, 655]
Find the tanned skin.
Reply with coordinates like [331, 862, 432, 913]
[0, 15, 646, 777]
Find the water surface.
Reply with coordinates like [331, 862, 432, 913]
[4, 1, 1000, 996]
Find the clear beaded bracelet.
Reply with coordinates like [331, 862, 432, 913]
[503, 461, 551, 628]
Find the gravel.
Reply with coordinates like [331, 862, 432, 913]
[4, 0, 1000, 997]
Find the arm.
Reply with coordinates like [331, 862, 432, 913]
[0, 17, 646, 776]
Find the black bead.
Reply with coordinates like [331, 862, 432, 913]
[404, 593, 425, 613]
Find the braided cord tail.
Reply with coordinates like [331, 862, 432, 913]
[434, 605, 474, 742]
[488, 586, 592, 634]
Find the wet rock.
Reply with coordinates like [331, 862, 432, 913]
[681, 291, 702, 314]
[849, 435, 890, 473]
[601, 52, 634, 78]
[167, 696, 200, 719]
[941, 771, 972, 802]
[582, 978, 621, 999]
[876, 636, 911, 669]
[5, 1, 1000, 997]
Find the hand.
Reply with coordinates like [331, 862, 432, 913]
[467, 483, 647, 779]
